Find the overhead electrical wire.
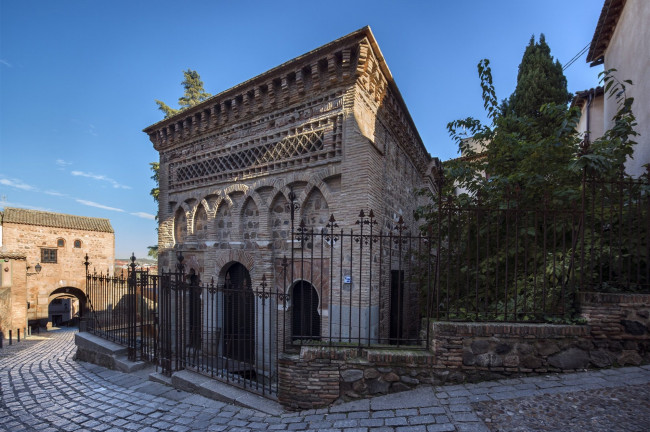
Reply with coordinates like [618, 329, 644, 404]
[563, 42, 591, 70]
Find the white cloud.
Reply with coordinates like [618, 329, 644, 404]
[0, 59, 12, 68]
[44, 190, 66, 197]
[0, 177, 37, 191]
[76, 199, 125, 212]
[130, 212, 156, 220]
[56, 159, 73, 169]
[71, 171, 131, 189]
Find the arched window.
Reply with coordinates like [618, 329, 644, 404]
[74, 240, 82, 248]
[57, 238, 65, 247]
[194, 205, 208, 240]
[292, 281, 321, 341]
[174, 209, 187, 244]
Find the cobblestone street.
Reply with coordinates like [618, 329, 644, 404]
[1, 328, 649, 431]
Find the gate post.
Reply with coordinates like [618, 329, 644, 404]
[127, 253, 138, 361]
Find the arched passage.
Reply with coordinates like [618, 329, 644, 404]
[292, 281, 321, 341]
[48, 286, 88, 327]
[222, 262, 254, 364]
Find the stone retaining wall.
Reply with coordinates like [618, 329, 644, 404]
[578, 292, 650, 365]
[278, 347, 436, 411]
[277, 292, 650, 410]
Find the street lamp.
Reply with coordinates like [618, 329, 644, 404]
[27, 263, 42, 276]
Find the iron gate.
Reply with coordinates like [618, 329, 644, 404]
[85, 255, 159, 363]
[157, 262, 282, 397]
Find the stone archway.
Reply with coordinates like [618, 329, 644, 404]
[48, 286, 87, 327]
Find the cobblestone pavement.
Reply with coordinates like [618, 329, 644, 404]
[1, 328, 649, 431]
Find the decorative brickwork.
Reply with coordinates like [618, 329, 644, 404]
[144, 26, 435, 382]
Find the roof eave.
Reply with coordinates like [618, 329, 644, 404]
[143, 26, 372, 134]
[586, 0, 626, 65]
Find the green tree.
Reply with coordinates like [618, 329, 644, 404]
[147, 245, 158, 259]
[149, 162, 159, 205]
[417, 59, 645, 321]
[502, 34, 571, 118]
[155, 69, 212, 119]
[148, 162, 159, 257]
[150, 70, 211, 255]
[446, 58, 580, 209]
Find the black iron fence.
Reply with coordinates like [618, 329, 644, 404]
[283, 212, 430, 349]
[85, 256, 158, 362]
[157, 267, 281, 397]
[82, 177, 648, 399]
[427, 177, 649, 321]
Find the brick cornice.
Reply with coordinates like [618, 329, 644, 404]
[144, 26, 429, 167]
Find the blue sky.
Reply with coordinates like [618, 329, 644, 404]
[0, 0, 604, 258]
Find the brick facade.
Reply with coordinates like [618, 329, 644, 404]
[144, 27, 436, 365]
[0, 208, 115, 332]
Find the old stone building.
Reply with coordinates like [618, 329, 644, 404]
[0, 207, 115, 335]
[144, 27, 436, 369]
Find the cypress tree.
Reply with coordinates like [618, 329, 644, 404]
[503, 34, 571, 117]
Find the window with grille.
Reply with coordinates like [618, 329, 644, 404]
[42, 249, 57, 263]
[74, 240, 82, 248]
[57, 238, 65, 247]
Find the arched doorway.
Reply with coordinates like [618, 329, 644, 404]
[292, 281, 321, 341]
[223, 263, 254, 364]
[48, 287, 87, 327]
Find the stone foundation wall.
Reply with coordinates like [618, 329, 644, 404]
[278, 347, 436, 411]
[277, 292, 650, 410]
[430, 322, 596, 378]
[578, 292, 650, 365]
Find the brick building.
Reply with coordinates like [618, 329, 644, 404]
[0, 207, 115, 335]
[144, 27, 436, 371]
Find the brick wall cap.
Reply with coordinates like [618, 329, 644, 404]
[431, 321, 590, 337]
[578, 291, 650, 304]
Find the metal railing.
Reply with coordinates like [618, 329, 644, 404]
[427, 176, 649, 321]
[157, 268, 281, 397]
[81, 176, 648, 399]
[85, 255, 159, 362]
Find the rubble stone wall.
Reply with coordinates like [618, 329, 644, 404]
[277, 292, 650, 410]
